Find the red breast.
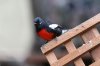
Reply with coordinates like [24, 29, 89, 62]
[38, 29, 54, 41]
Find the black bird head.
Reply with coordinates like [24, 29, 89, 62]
[34, 17, 43, 25]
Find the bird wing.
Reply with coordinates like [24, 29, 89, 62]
[49, 24, 59, 29]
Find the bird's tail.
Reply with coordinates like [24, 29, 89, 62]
[62, 29, 69, 34]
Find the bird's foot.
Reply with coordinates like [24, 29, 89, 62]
[41, 41, 48, 47]
[45, 41, 48, 43]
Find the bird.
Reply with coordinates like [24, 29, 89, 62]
[34, 17, 68, 42]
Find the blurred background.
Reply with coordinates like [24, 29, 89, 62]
[0, 0, 100, 66]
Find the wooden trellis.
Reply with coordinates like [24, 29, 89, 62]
[41, 13, 100, 66]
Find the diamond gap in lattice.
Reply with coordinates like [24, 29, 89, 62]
[82, 52, 94, 66]
[96, 23, 100, 33]
[53, 45, 68, 59]
[72, 35, 85, 48]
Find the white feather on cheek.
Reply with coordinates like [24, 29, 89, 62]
[49, 24, 58, 29]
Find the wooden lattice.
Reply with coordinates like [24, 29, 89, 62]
[41, 13, 100, 66]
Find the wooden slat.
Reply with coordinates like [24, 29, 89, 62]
[65, 41, 76, 52]
[64, 41, 85, 66]
[89, 60, 100, 66]
[81, 28, 100, 61]
[45, 51, 58, 65]
[90, 28, 100, 61]
[41, 13, 100, 54]
[51, 36, 100, 66]
[91, 46, 100, 61]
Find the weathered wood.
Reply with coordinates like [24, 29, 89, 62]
[81, 28, 100, 61]
[89, 60, 100, 66]
[64, 41, 85, 66]
[41, 13, 100, 54]
[45, 51, 58, 65]
[52, 36, 100, 66]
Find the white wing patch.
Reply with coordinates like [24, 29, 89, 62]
[49, 24, 58, 29]
[62, 30, 68, 34]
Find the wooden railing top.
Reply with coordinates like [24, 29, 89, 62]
[41, 13, 100, 54]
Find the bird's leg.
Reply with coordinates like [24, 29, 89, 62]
[45, 41, 48, 43]
[41, 41, 48, 47]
